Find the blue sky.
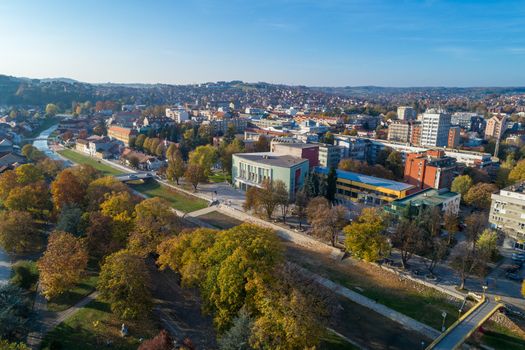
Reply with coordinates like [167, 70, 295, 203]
[0, 0, 524, 86]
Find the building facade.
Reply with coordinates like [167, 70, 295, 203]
[386, 188, 461, 217]
[489, 182, 525, 240]
[107, 125, 137, 146]
[484, 114, 507, 140]
[404, 150, 458, 190]
[448, 126, 460, 148]
[232, 152, 309, 198]
[397, 106, 417, 121]
[420, 109, 451, 147]
[318, 143, 342, 168]
[271, 142, 319, 168]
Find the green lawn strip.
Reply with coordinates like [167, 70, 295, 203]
[130, 181, 208, 213]
[41, 297, 157, 350]
[286, 248, 460, 330]
[480, 321, 525, 350]
[47, 274, 98, 312]
[195, 210, 243, 229]
[57, 149, 124, 176]
[319, 330, 360, 350]
[209, 172, 231, 183]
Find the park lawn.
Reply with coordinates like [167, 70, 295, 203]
[58, 149, 124, 176]
[130, 181, 208, 213]
[196, 210, 243, 229]
[285, 242, 463, 331]
[319, 331, 359, 350]
[47, 274, 98, 313]
[479, 321, 525, 350]
[209, 171, 231, 183]
[41, 297, 158, 350]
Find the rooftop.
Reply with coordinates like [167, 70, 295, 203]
[273, 142, 318, 149]
[234, 152, 308, 168]
[504, 181, 525, 194]
[314, 166, 415, 192]
[391, 188, 459, 207]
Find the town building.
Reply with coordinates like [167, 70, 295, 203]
[397, 106, 417, 121]
[206, 117, 249, 134]
[121, 148, 164, 171]
[387, 120, 421, 144]
[404, 150, 458, 190]
[270, 141, 319, 168]
[107, 125, 137, 146]
[484, 114, 507, 140]
[420, 109, 451, 147]
[232, 152, 309, 198]
[165, 108, 190, 123]
[489, 182, 525, 240]
[385, 188, 461, 217]
[451, 112, 485, 132]
[314, 166, 415, 205]
[318, 143, 342, 168]
[448, 126, 460, 148]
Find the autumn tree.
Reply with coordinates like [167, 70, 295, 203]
[129, 197, 180, 255]
[51, 169, 87, 211]
[166, 148, 186, 185]
[86, 176, 129, 210]
[307, 197, 347, 246]
[99, 191, 136, 247]
[391, 219, 425, 269]
[219, 138, 244, 177]
[443, 211, 459, 245]
[36, 158, 64, 179]
[464, 182, 498, 209]
[344, 208, 390, 261]
[0, 171, 18, 200]
[37, 231, 88, 299]
[243, 179, 285, 219]
[294, 190, 309, 229]
[15, 164, 44, 185]
[85, 211, 116, 259]
[4, 181, 52, 216]
[254, 135, 270, 152]
[218, 308, 253, 350]
[184, 163, 207, 190]
[0, 211, 39, 253]
[138, 329, 173, 350]
[188, 144, 217, 177]
[98, 249, 152, 319]
[509, 159, 525, 184]
[451, 175, 473, 198]
[45, 103, 58, 116]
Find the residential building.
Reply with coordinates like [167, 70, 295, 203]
[166, 108, 189, 123]
[318, 143, 342, 168]
[121, 148, 164, 171]
[385, 188, 461, 217]
[420, 109, 451, 147]
[404, 150, 458, 190]
[206, 117, 249, 134]
[334, 136, 371, 161]
[387, 120, 421, 144]
[107, 125, 137, 146]
[232, 152, 309, 198]
[451, 112, 485, 132]
[484, 114, 507, 140]
[397, 106, 417, 121]
[410, 123, 422, 145]
[448, 126, 460, 148]
[489, 182, 525, 240]
[270, 141, 319, 168]
[314, 166, 415, 205]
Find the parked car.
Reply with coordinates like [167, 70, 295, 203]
[502, 264, 521, 273]
[505, 272, 523, 282]
[511, 252, 525, 262]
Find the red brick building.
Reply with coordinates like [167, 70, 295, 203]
[448, 126, 460, 148]
[404, 150, 458, 190]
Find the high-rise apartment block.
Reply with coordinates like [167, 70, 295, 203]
[397, 106, 417, 121]
[420, 109, 451, 147]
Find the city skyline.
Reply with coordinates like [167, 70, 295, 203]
[1, 0, 525, 87]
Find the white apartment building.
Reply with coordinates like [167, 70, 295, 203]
[489, 182, 525, 240]
[165, 108, 189, 123]
[420, 109, 451, 147]
[397, 106, 417, 121]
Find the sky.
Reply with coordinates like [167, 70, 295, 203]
[0, 0, 524, 87]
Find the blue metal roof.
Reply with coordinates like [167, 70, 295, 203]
[314, 166, 414, 192]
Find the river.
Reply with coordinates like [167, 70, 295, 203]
[0, 124, 60, 285]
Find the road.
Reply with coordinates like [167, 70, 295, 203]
[429, 298, 502, 350]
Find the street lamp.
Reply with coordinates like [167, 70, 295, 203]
[482, 285, 488, 298]
[441, 311, 447, 332]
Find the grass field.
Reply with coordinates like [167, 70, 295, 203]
[42, 298, 158, 350]
[480, 321, 525, 350]
[47, 274, 99, 312]
[58, 149, 124, 176]
[209, 171, 231, 183]
[320, 331, 359, 350]
[285, 243, 463, 331]
[196, 210, 243, 229]
[130, 181, 208, 213]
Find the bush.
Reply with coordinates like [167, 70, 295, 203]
[11, 260, 39, 291]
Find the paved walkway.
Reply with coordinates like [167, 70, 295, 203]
[428, 297, 503, 350]
[295, 265, 441, 339]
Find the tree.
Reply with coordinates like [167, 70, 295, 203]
[4, 181, 51, 216]
[451, 175, 473, 197]
[391, 219, 425, 269]
[100, 191, 136, 247]
[325, 167, 337, 203]
[86, 176, 129, 210]
[166, 148, 186, 185]
[218, 308, 253, 350]
[0, 211, 38, 253]
[56, 205, 84, 236]
[223, 124, 236, 145]
[386, 151, 404, 179]
[98, 249, 151, 319]
[220, 139, 244, 177]
[243, 179, 285, 219]
[51, 169, 86, 211]
[184, 164, 207, 191]
[188, 145, 217, 177]
[0, 171, 18, 200]
[37, 231, 88, 299]
[443, 211, 459, 245]
[324, 131, 334, 144]
[85, 212, 117, 259]
[0, 340, 30, 350]
[307, 197, 347, 246]
[463, 182, 498, 210]
[344, 208, 390, 261]
[0, 284, 30, 340]
[509, 159, 525, 184]
[45, 103, 58, 116]
[129, 197, 180, 255]
[15, 164, 43, 185]
[138, 329, 173, 350]
[36, 158, 64, 179]
[274, 180, 290, 223]
[303, 172, 319, 198]
[464, 212, 488, 245]
[128, 155, 140, 169]
[294, 190, 309, 229]
[135, 134, 146, 149]
[254, 135, 270, 152]
[477, 229, 498, 265]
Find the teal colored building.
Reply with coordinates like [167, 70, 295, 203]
[232, 152, 309, 198]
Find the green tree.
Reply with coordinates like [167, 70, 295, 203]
[0, 211, 39, 253]
[344, 208, 390, 261]
[45, 103, 59, 116]
[15, 164, 43, 185]
[188, 145, 217, 177]
[166, 148, 186, 185]
[451, 175, 473, 197]
[135, 134, 146, 149]
[325, 167, 337, 203]
[463, 182, 498, 209]
[386, 151, 404, 179]
[509, 159, 525, 184]
[56, 205, 84, 236]
[98, 249, 152, 319]
[218, 308, 253, 350]
[0, 284, 30, 340]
